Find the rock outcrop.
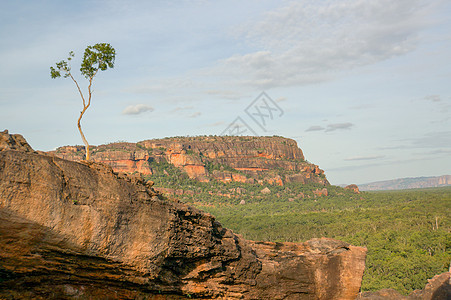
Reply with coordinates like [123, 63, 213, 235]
[345, 184, 360, 194]
[357, 271, 450, 300]
[50, 136, 328, 186]
[0, 129, 34, 152]
[1, 132, 366, 299]
[51, 142, 153, 175]
[313, 188, 329, 197]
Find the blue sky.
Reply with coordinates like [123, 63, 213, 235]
[1, 0, 450, 185]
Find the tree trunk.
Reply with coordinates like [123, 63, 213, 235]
[77, 110, 90, 161]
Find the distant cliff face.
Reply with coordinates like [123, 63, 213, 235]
[50, 136, 329, 186]
[359, 175, 451, 191]
[1, 132, 365, 299]
[51, 143, 153, 175]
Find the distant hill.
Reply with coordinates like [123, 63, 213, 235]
[359, 175, 451, 191]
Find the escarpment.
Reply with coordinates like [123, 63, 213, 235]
[0, 131, 366, 299]
[50, 136, 328, 186]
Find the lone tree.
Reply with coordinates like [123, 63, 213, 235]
[50, 43, 116, 160]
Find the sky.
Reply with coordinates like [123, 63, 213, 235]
[1, 0, 450, 185]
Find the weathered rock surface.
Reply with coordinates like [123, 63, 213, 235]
[357, 272, 450, 300]
[0, 132, 366, 299]
[0, 130, 34, 152]
[51, 142, 153, 175]
[345, 184, 360, 194]
[51, 136, 328, 186]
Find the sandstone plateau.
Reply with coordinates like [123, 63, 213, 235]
[358, 175, 451, 191]
[50, 136, 328, 186]
[0, 131, 367, 299]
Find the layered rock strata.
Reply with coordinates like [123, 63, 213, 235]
[1, 132, 365, 299]
[51, 136, 328, 186]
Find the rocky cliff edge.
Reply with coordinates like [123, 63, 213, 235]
[0, 131, 366, 299]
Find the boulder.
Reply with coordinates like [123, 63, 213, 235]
[261, 187, 271, 194]
[345, 184, 360, 194]
[357, 272, 450, 300]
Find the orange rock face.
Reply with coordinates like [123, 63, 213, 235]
[183, 164, 208, 180]
[49, 142, 153, 175]
[345, 184, 360, 194]
[50, 136, 329, 186]
[313, 188, 329, 197]
[1, 132, 367, 299]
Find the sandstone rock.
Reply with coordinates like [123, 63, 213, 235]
[49, 142, 153, 175]
[357, 272, 450, 300]
[313, 188, 328, 197]
[236, 187, 246, 194]
[249, 239, 367, 300]
[1, 133, 366, 299]
[345, 184, 360, 194]
[358, 288, 406, 299]
[0, 129, 34, 152]
[266, 175, 283, 186]
[409, 272, 451, 300]
[285, 173, 306, 184]
[52, 136, 329, 186]
[261, 187, 271, 194]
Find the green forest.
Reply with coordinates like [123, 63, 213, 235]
[144, 160, 450, 295]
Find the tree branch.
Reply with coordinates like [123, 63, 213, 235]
[87, 68, 99, 108]
[68, 73, 86, 107]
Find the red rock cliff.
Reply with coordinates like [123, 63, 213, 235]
[52, 136, 328, 186]
[1, 131, 365, 299]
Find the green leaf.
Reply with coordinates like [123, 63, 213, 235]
[50, 66, 61, 79]
[80, 43, 116, 78]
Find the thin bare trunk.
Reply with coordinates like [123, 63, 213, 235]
[70, 73, 92, 160]
[69, 74, 86, 107]
[77, 109, 90, 160]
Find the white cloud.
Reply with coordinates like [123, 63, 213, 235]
[326, 122, 354, 132]
[218, 0, 440, 89]
[122, 104, 154, 115]
[306, 122, 355, 132]
[306, 125, 325, 132]
[344, 155, 385, 161]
